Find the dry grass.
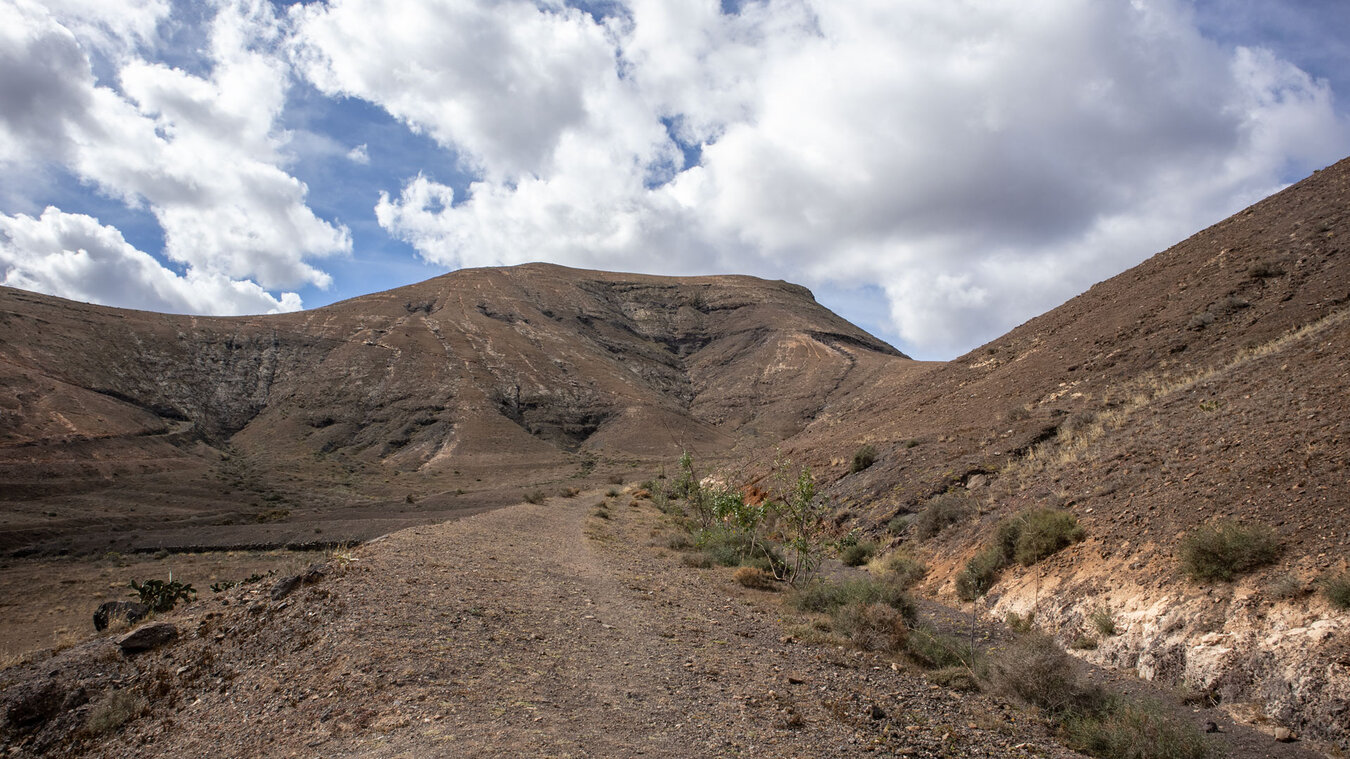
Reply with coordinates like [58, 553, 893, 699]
[85, 690, 147, 736]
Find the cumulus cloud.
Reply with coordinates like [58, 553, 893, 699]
[298, 0, 1349, 357]
[0, 207, 301, 314]
[0, 0, 347, 311]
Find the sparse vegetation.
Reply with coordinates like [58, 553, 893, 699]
[886, 513, 911, 535]
[788, 576, 914, 620]
[987, 634, 1211, 759]
[914, 491, 971, 540]
[1320, 570, 1350, 610]
[1064, 698, 1210, 759]
[1010, 508, 1085, 565]
[838, 537, 877, 567]
[1179, 520, 1281, 582]
[129, 577, 196, 613]
[905, 625, 978, 670]
[986, 632, 1103, 715]
[1267, 572, 1305, 600]
[832, 601, 907, 652]
[84, 690, 147, 736]
[733, 566, 775, 590]
[1248, 259, 1285, 278]
[523, 490, 547, 505]
[873, 551, 928, 589]
[1088, 606, 1117, 637]
[957, 508, 1084, 601]
[1070, 635, 1099, 650]
[849, 444, 877, 473]
[560, 486, 581, 498]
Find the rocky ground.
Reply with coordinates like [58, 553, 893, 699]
[1, 489, 1329, 758]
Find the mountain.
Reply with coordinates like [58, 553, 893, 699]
[0, 264, 902, 555]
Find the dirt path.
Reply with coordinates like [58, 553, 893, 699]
[5, 491, 1084, 758]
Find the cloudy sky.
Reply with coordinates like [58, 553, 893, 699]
[2, 0, 1347, 359]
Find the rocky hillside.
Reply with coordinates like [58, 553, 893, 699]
[778, 157, 1350, 749]
[0, 264, 902, 555]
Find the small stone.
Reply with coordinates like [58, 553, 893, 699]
[118, 622, 178, 653]
[1273, 727, 1296, 742]
[869, 704, 886, 720]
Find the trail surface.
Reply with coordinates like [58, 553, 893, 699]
[7, 491, 1085, 757]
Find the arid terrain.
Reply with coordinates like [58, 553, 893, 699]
[1, 158, 1348, 756]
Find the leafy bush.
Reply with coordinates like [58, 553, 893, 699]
[914, 492, 971, 540]
[1010, 509, 1085, 566]
[129, 578, 195, 613]
[832, 601, 907, 652]
[956, 545, 1007, 601]
[839, 540, 877, 567]
[1321, 571, 1350, 610]
[1064, 697, 1210, 759]
[1179, 520, 1281, 582]
[849, 444, 877, 473]
[523, 491, 547, 505]
[985, 632, 1103, 716]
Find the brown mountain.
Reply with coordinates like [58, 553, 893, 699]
[0, 264, 900, 555]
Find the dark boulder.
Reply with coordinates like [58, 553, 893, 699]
[117, 622, 178, 654]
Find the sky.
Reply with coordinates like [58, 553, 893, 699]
[1, 0, 1347, 360]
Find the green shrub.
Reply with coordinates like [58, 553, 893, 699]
[832, 602, 907, 652]
[523, 491, 547, 505]
[1089, 606, 1117, 637]
[1321, 571, 1350, 610]
[1009, 508, 1085, 566]
[905, 625, 978, 670]
[914, 492, 971, 540]
[877, 551, 928, 589]
[956, 545, 1007, 601]
[129, 578, 195, 613]
[849, 444, 877, 473]
[1064, 697, 1210, 759]
[788, 577, 914, 620]
[886, 514, 911, 535]
[1179, 520, 1281, 582]
[985, 632, 1103, 716]
[839, 540, 878, 567]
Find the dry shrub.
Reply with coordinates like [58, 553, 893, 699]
[832, 602, 907, 652]
[1179, 520, 1281, 582]
[733, 566, 775, 590]
[914, 492, 971, 540]
[85, 690, 147, 736]
[985, 633, 1103, 715]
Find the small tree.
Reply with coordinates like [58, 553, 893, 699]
[766, 458, 827, 587]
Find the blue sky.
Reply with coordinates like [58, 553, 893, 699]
[2, 0, 1348, 358]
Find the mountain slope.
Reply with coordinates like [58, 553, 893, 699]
[0, 264, 903, 555]
[779, 157, 1350, 749]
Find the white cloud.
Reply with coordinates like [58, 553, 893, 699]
[0, 207, 302, 315]
[346, 143, 370, 164]
[0, 0, 349, 304]
[308, 0, 1348, 357]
